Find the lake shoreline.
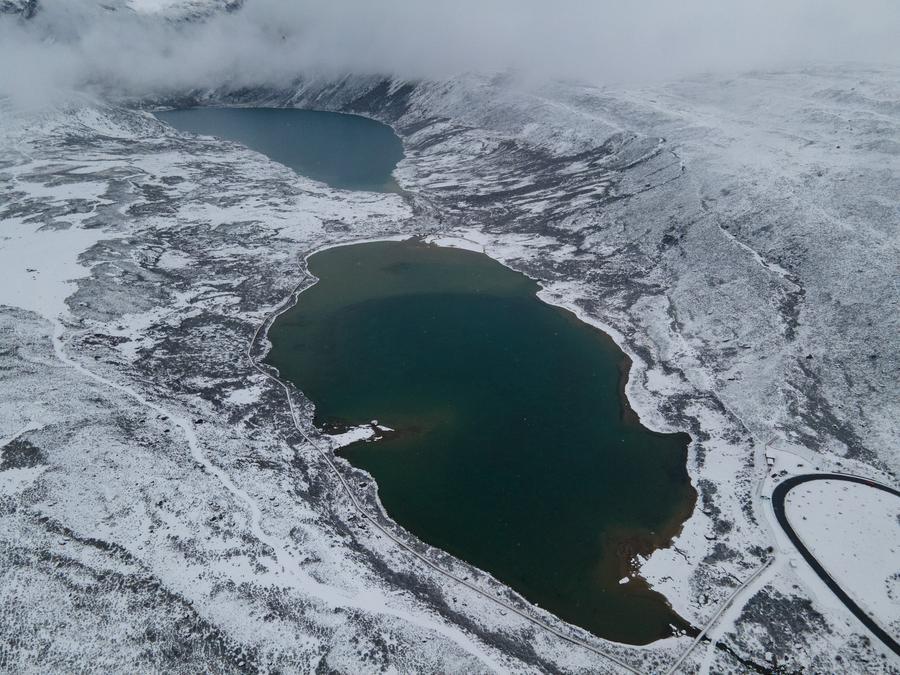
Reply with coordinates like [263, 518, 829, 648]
[265, 236, 697, 645]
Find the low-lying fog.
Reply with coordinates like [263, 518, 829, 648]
[2, 0, 899, 106]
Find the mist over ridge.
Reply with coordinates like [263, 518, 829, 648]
[2, 0, 899, 105]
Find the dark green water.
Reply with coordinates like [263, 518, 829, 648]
[156, 108, 404, 192]
[267, 240, 696, 645]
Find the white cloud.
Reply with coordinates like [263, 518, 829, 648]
[1, 0, 899, 105]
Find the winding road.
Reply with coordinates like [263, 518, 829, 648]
[771, 473, 900, 657]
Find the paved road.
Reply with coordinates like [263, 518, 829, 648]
[771, 473, 900, 657]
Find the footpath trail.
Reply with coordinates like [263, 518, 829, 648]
[52, 319, 509, 672]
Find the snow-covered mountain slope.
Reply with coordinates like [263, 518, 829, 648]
[1, 0, 238, 16]
[1, 65, 898, 673]
[0, 0, 36, 16]
[126, 0, 240, 18]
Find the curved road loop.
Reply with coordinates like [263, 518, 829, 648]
[771, 473, 900, 657]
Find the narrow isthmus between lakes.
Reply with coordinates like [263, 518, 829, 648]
[159, 106, 696, 644]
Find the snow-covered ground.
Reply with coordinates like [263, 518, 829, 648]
[1, 61, 899, 672]
[785, 480, 900, 640]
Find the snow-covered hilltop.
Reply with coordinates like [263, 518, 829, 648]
[1, 5, 898, 668]
[0, 0, 36, 17]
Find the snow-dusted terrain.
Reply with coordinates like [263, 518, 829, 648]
[1, 28, 898, 672]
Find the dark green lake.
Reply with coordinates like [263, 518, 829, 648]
[156, 108, 404, 192]
[267, 240, 696, 644]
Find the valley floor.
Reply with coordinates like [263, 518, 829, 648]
[1, 64, 898, 672]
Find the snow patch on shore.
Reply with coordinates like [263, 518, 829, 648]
[329, 425, 378, 449]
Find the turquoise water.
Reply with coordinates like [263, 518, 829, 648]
[266, 240, 696, 644]
[156, 107, 404, 192]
